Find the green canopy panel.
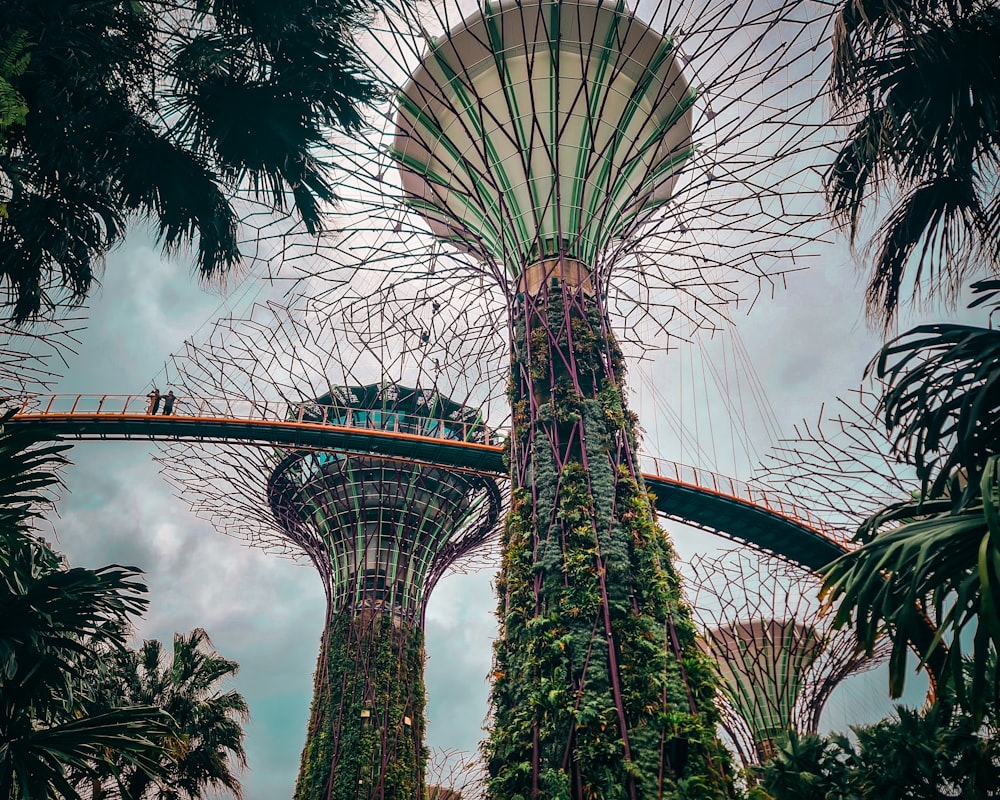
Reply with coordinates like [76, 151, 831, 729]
[393, 0, 695, 271]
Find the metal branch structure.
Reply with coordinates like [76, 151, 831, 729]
[752, 385, 919, 538]
[144, 0, 837, 796]
[158, 299, 504, 800]
[0, 301, 87, 397]
[286, 0, 836, 368]
[426, 749, 488, 800]
[685, 551, 888, 767]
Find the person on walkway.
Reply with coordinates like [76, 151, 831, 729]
[162, 391, 176, 415]
[147, 387, 161, 415]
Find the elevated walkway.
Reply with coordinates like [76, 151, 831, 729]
[6, 394, 850, 571]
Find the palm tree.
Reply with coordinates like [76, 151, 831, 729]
[825, 0, 1000, 328]
[821, 281, 1000, 714]
[89, 629, 249, 800]
[0, 0, 382, 322]
[0, 413, 171, 799]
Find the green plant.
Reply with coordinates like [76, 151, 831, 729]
[84, 629, 249, 800]
[294, 611, 426, 800]
[0, 0, 384, 321]
[0, 414, 171, 800]
[822, 282, 1000, 712]
[485, 288, 733, 799]
[826, 0, 1000, 327]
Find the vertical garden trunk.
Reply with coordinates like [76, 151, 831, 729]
[486, 266, 732, 799]
[295, 609, 426, 800]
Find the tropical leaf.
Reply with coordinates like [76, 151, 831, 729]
[872, 290, 1000, 500]
[0, 417, 173, 800]
[87, 628, 249, 800]
[825, 0, 1000, 327]
[0, 30, 30, 135]
[759, 692, 1000, 798]
[0, 0, 385, 321]
[0, 706, 173, 800]
[822, 455, 1000, 716]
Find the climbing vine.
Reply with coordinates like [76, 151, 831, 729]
[295, 609, 427, 800]
[485, 277, 733, 800]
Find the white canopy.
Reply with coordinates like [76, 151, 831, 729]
[393, 0, 695, 273]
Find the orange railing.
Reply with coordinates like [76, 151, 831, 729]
[8, 393, 845, 546]
[6, 393, 505, 446]
[638, 455, 849, 547]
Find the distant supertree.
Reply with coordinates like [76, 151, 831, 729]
[162, 0, 836, 795]
[685, 550, 889, 767]
[159, 300, 504, 800]
[426, 749, 487, 800]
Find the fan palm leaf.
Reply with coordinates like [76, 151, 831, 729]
[826, 0, 1000, 327]
[0, 706, 172, 800]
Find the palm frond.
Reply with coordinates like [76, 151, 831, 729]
[866, 176, 988, 323]
[0, 0, 386, 320]
[873, 319, 1000, 497]
[825, 0, 1000, 326]
[822, 455, 1000, 714]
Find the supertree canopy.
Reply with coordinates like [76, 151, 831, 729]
[158, 301, 504, 800]
[298, 0, 833, 360]
[685, 551, 889, 768]
[267, 383, 499, 618]
[393, 0, 695, 271]
[703, 619, 821, 762]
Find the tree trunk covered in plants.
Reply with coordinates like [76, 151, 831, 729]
[485, 272, 732, 800]
[295, 608, 426, 800]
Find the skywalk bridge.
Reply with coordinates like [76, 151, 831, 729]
[5, 394, 851, 572]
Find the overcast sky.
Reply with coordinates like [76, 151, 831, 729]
[43, 232, 505, 796]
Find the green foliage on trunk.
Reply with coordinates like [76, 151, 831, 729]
[294, 611, 427, 800]
[486, 287, 732, 800]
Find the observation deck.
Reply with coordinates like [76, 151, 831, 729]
[5, 394, 851, 571]
[265, 384, 502, 617]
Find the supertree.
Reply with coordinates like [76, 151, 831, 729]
[158, 298, 505, 800]
[363, 0, 833, 796]
[162, 0, 834, 794]
[684, 550, 889, 767]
